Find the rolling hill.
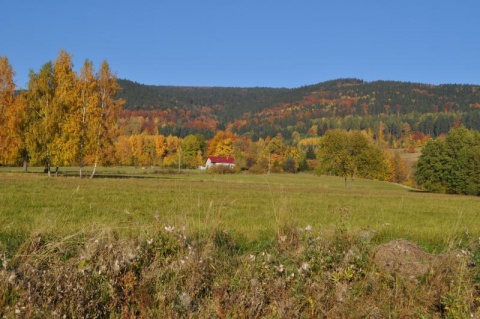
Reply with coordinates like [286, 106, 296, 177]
[117, 78, 480, 140]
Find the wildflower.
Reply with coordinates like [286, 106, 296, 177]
[180, 292, 192, 309]
[165, 225, 175, 232]
[300, 262, 310, 272]
[113, 260, 120, 272]
[249, 254, 256, 262]
[461, 249, 472, 256]
[305, 225, 313, 232]
[277, 264, 284, 273]
[99, 265, 106, 275]
[1, 254, 8, 269]
[8, 273, 16, 283]
[147, 238, 153, 245]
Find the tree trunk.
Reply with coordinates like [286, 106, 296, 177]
[23, 157, 28, 172]
[90, 162, 97, 179]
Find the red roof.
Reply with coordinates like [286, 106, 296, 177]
[207, 157, 235, 164]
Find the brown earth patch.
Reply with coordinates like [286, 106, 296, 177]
[372, 239, 434, 277]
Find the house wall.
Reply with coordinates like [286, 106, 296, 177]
[205, 158, 235, 169]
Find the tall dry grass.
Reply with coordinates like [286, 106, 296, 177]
[0, 219, 478, 318]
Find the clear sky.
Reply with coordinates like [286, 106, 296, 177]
[2, 1, 479, 89]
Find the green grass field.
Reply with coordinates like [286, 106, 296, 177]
[1, 169, 479, 317]
[1, 168, 478, 252]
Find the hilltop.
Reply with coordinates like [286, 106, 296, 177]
[117, 78, 480, 140]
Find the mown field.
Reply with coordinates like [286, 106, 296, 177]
[1, 169, 479, 317]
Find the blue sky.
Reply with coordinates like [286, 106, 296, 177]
[2, 1, 479, 88]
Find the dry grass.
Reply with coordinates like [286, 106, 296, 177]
[1, 218, 479, 318]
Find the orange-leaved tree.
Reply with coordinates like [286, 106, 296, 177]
[50, 50, 78, 172]
[0, 56, 27, 167]
[207, 131, 237, 158]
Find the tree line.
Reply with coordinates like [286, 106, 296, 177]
[0, 51, 123, 177]
[4, 51, 478, 195]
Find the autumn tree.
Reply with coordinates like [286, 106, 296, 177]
[283, 146, 300, 173]
[261, 134, 286, 173]
[71, 60, 99, 177]
[128, 134, 156, 166]
[297, 137, 322, 171]
[50, 50, 78, 170]
[232, 136, 258, 171]
[115, 135, 133, 165]
[0, 57, 27, 167]
[154, 134, 167, 164]
[24, 62, 58, 175]
[89, 61, 124, 178]
[163, 135, 182, 167]
[21, 51, 123, 177]
[316, 129, 387, 187]
[182, 134, 203, 168]
[207, 131, 237, 157]
[385, 150, 410, 184]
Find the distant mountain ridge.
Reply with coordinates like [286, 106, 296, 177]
[118, 78, 480, 115]
[117, 78, 480, 140]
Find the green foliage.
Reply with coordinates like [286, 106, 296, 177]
[415, 126, 480, 195]
[316, 129, 387, 185]
[181, 134, 202, 168]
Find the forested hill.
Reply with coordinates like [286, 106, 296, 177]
[118, 78, 480, 116]
[117, 79, 295, 119]
[117, 78, 480, 139]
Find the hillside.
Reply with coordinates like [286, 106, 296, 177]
[117, 79, 480, 140]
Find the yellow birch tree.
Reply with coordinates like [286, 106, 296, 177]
[0, 57, 27, 166]
[90, 61, 124, 178]
[24, 62, 57, 175]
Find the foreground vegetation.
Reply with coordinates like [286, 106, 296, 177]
[0, 171, 479, 317]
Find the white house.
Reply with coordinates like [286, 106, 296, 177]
[203, 156, 235, 169]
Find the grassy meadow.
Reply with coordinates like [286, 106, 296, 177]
[1, 167, 478, 251]
[1, 168, 479, 317]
